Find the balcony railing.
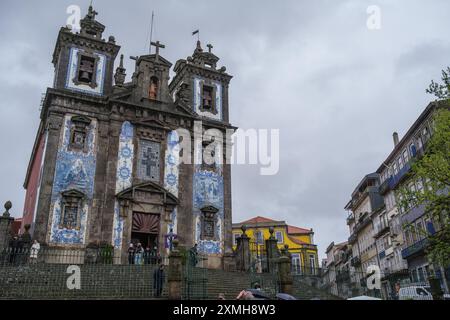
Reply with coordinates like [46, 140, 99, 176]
[350, 256, 361, 267]
[373, 223, 390, 238]
[389, 161, 412, 190]
[379, 178, 391, 195]
[346, 214, 355, 225]
[353, 217, 371, 235]
[348, 233, 357, 244]
[401, 238, 429, 259]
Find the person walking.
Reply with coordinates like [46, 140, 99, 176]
[153, 264, 165, 297]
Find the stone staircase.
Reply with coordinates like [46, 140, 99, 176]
[184, 267, 340, 300]
[0, 263, 339, 300]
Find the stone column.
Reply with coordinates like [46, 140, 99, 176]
[168, 239, 183, 299]
[33, 114, 64, 243]
[265, 227, 279, 273]
[0, 201, 14, 250]
[223, 248, 236, 271]
[278, 245, 293, 295]
[235, 225, 251, 271]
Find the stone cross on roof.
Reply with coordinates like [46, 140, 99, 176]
[207, 43, 213, 53]
[150, 41, 165, 60]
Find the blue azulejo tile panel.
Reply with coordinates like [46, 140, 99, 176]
[193, 77, 223, 121]
[112, 121, 135, 249]
[193, 169, 224, 255]
[65, 47, 106, 96]
[164, 131, 180, 240]
[49, 115, 98, 245]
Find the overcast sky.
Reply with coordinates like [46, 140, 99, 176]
[1, 0, 449, 259]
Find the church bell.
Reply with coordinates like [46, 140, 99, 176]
[80, 71, 91, 82]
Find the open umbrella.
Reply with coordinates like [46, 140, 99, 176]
[347, 295, 382, 300]
[276, 293, 297, 300]
[246, 289, 271, 300]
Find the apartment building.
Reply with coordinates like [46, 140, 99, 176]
[345, 173, 384, 296]
[323, 241, 348, 297]
[376, 102, 449, 294]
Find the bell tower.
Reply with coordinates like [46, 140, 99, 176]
[51, 5, 120, 96]
[129, 40, 173, 104]
[170, 41, 232, 123]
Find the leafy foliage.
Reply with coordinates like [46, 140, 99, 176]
[426, 67, 450, 100]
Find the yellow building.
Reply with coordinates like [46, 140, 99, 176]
[232, 216, 319, 275]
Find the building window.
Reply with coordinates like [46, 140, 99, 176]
[397, 157, 403, 170]
[233, 233, 240, 245]
[422, 126, 430, 140]
[200, 84, 217, 114]
[200, 206, 218, 240]
[202, 85, 213, 110]
[59, 190, 84, 230]
[68, 116, 91, 152]
[292, 254, 301, 274]
[275, 231, 283, 244]
[402, 149, 409, 163]
[410, 143, 417, 157]
[74, 52, 98, 88]
[254, 231, 263, 244]
[149, 76, 158, 100]
[417, 135, 423, 149]
[309, 254, 316, 275]
[138, 140, 161, 182]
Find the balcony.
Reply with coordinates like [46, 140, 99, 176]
[373, 223, 390, 239]
[389, 161, 411, 190]
[350, 256, 361, 267]
[379, 178, 391, 195]
[346, 214, 355, 225]
[352, 216, 371, 235]
[401, 238, 429, 259]
[348, 233, 357, 244]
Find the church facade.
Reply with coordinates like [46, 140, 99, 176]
[21, 6, 235, 269]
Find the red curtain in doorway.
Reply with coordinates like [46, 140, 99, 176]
[132, 212, 160, 234]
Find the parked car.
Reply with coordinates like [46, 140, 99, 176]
[398, 286, 433, 300]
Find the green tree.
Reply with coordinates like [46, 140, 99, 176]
[398, 69, 450, 268]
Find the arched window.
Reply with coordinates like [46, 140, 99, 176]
[149, 76, 158, 100]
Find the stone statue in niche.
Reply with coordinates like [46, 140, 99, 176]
[149, 77, 158, 100]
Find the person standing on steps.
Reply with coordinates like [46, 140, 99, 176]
[127, 243, 135, 264]
[153, 264, 165, 297]
[29, 240, 40, 263]
[134, 242, 144, 265]
[189, 243, 199, 267]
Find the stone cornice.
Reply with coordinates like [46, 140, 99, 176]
[169, 62, 232, 91]
[52, 27, 120, 65]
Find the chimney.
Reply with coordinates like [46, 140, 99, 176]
[393, 132, 399, 147]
